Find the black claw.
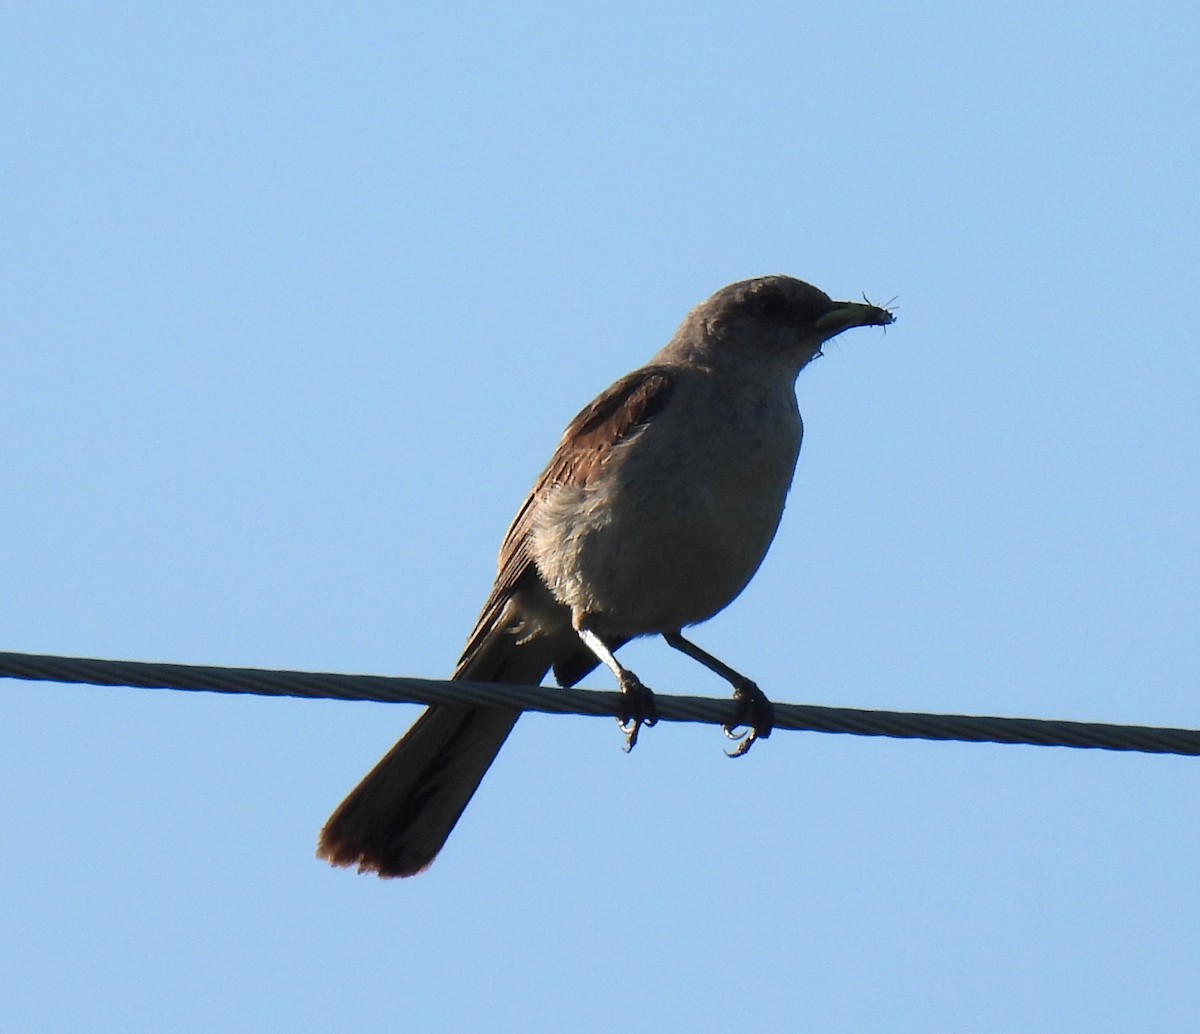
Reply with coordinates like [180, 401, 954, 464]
[616, 673, 657, 752]
[723, 680, 774, 758]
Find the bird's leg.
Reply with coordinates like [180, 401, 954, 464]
[662, 631, 774, 757]
[575, 620, 657, 751]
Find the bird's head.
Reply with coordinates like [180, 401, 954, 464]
[670, 275, 894, 375]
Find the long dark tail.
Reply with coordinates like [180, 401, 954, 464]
[317, 627, 553, 878]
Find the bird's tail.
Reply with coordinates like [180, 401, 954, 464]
[316, 620, 552, 878]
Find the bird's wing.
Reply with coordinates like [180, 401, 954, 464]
[453, 365, 676, 675]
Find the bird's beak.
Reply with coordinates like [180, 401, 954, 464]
[815, 300, 895, 338]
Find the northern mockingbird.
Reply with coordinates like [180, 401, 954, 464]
[318, 275, 893, 877]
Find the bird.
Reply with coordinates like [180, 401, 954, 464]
[317, 274, 894, 877]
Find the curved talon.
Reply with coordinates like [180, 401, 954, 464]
[725, 730, 760, 758]
[722, 681, 774, 758]
[616, 673, 657, 752]
[621, 718, 642, 752]
[617, 713, 643, 752]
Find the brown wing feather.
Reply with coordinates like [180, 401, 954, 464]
[453, 366, 676, 674]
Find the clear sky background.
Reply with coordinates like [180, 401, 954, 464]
[4, 3, 1199, 1031]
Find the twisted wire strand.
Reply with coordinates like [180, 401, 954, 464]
[1, 650, 1198, 756]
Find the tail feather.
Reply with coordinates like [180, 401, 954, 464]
[317, 704, 521, 877]
[317, 618, 555, 878]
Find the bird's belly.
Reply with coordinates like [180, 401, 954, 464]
[532, 431, 797, 635]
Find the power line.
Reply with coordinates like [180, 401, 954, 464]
[2, 650, 1197, 756]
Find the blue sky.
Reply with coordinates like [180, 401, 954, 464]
[4, 2, 1199, 1030]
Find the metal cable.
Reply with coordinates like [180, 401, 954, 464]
[1, 649, 1198, 756]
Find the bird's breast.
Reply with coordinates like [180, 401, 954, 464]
[531, 376, 803, 635]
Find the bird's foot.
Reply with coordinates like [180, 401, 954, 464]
[617, 672, 658, 752]
[724, 679, 774, 758]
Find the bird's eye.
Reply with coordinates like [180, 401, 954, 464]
[753, 292, 788, 319]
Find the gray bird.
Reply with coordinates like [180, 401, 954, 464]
[318, 275, 894, 877]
